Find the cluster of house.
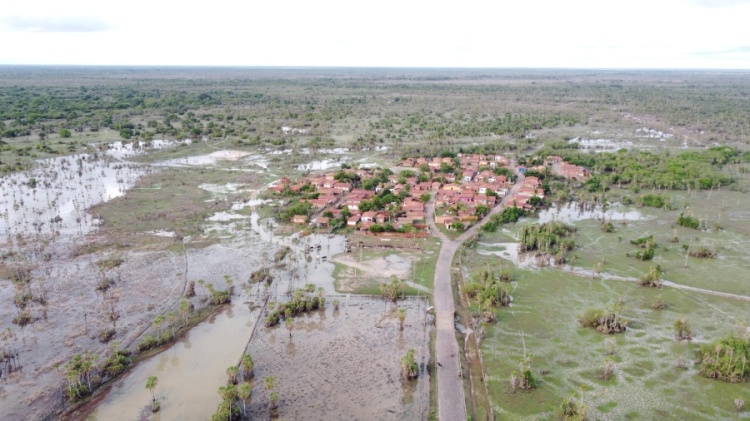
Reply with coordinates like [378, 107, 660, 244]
[273, 168, 429, 230]
[545, 155, 591, 180]
[277, 152, 589, 231]
[401, 154, 517, 229]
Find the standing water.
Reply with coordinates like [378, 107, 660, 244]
[85, 299, 258, 421]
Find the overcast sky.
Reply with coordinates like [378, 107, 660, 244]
[1, 0, 749, 68]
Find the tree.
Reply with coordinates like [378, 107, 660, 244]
[146, 375, 159, 412]
[397, 308, 406, 331]
[153, 314, 164, 342]
[285, 317, 294, 338]
[560, 394, 588, 420]
[265, 376, 278, 410]
[241, 353, 254, 379]
[227, 366, 238, 384]
[674, 316, 692, 341]
[400, 348, 419, 380]
[381, 276, 405, 305]
[238, 382, 251, 417]
[59, 128, 71, 138]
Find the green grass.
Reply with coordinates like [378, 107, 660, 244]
[464, 192, 750, 420]
[91, 166, 253, 237]
[413, 238, 441, 291]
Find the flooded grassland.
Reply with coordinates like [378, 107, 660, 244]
[466, 191, 750, 420]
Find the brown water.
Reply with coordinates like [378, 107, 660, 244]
[85, 301, 258, 421]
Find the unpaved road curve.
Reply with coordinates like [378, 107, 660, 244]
[431, 174, 524, 421]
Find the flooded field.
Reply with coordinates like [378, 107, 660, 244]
[0, 140, 389, 420]
[0, 153, 151, 242]
[469, 189, 750, 420]
[245, 297, 431, 420]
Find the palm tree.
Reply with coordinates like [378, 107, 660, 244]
[226, 366, 238, 384]
[397, 308, 406, 331]
[241, 353, 254, 379]
[674, 316, 692, 341]
[285, 317, 294, 339]
[217, 384, 238, 420]
[265, 376, 278, 410]
[153, 314, 164, 343]
[238, 382, 251, 417]
[145, 375, 158, 412]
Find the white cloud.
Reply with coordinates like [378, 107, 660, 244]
[0, 0, 748, 68]
[0, 16, 111, 32]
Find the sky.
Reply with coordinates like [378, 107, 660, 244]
[0, 0, 749, 68]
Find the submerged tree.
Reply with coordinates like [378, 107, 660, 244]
[146, 375, 159, 412]
[674, 316, 693, 341]
[560, 394, 588, 421]
[638, 265, 662, 287]
[265, 376, 279, 410]
[240, 353, 254, 379]
[381, 275, 406, 305]
[578, 303, 627, 334]
[226, 365, 238, 384]
[400, 348, 419, 380]
[285, 317, 294, 338]
[699, 334, 750, 382]
[509, 357, 537, 392]
[397, 308, 406, 331]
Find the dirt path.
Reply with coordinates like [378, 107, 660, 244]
[430, 170, 525, 421]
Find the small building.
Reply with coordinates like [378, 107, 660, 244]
[314, 216, 330, 228]
[292, 215, 308, 225]
[347, 214, 361, 226]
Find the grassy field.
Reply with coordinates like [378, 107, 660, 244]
[464, 191, 750, 420]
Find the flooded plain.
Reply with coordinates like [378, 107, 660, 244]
[469, 190, 750, 420]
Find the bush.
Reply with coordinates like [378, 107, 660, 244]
[400, 349, 419, 380]
[699, 335, 750, 382]
[98, 328, 116, 343]
[578, 306, 627, 334]
[637, 193, 668, 208]
[677, 213, 701, 229]
[137, 335, 159, 353]
[638, 265, 662, 287]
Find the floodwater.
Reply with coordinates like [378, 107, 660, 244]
[296, 159, 342, 171]
[155, 150, 251, 168]
[86, 299, 259, 421]
[245, 297, 432, 420]
[536, 202, 646, 224]
[0, 153, 151, 242]
[103, 140, 181, 160]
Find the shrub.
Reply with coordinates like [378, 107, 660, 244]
[137, 335, 159, 353]
[578, 306, 627, 334]
[400, 349, 419, 380]
[699, 335, 750, 382]
[677, 213, 701, 229]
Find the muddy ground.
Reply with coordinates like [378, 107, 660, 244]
[246, 297, 432, 421]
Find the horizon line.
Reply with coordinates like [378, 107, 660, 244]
[1, 64, 750, 72]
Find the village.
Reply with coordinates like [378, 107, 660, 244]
[272, 153, 590, 233]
